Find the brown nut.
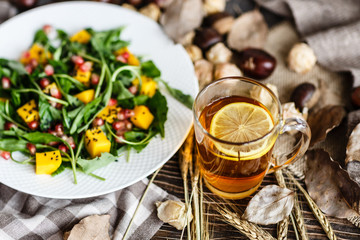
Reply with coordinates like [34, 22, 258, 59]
[290, 82, 320, 111]
[193, 28, 222, 51]
[203, 12, 234, 35]
[185, 45, 203, 62]
[233, 48, 276, 80]
[194, 59, 213, 89]
[139, 3, 161, 21]
[203, 0, 226, 15]
[214, 63, 242, 80]
[125, 0, 143, 7]
[351, 87, 360, 109]
[205, 42, 232, 64]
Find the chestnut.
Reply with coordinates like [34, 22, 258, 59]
[233, 48, 276, 80]
[203, 12, 234, 35]
[10, 0, 38, 10]
[193, 28, 222, 51]
[351, 87, 360, 109]
[290, 82, 320, 111]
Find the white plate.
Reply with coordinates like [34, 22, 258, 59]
[0, 2, 198, 199]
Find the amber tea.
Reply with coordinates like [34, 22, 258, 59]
[197, 96, 276, 199]
[193, 77, 310, 199]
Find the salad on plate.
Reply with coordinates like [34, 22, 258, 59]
[0, 25, 192, 183]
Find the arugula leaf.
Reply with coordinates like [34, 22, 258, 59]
[0, 59, 28, 75]
[77, 152, 117, 174]
[38, 96, 62, 131]
[147, 91, 168, 137]
[158, 79, 194, 110]
[113, 80, 133, 100]
[48, 59, 68, 74]
[134, 95, 148, 105]
[22, 132, 60, 144]
[51, 162, 71, 176]
[0, 139, 29, 151]
[141, 61, 161, 78]
[33, 29, 49, 45]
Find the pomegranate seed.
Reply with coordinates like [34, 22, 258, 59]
[128, 85, 137, 95]
[42, 24, 52, 35]
[48, 141, 59, 146]
[44, 64, 54, 76]
[79, 61, 92, 72]
[28, 121, 39, 130]
[108, 98, 117, 106]
[91, 73, 100, 85]
[50, 87, 62, 99]
[71, 55, 84, 66]
[2, 77, 11, 89]
[54, 123, 64, 135]
[26, 143, 36, 155]
[92, 117, 104, 127]
[23, 51, 30, 58]
[39, 78, 50, 89]
[58, 144, 68, 153]
[117, 111, 125, 120]
[122, 51, 130, 59]
[112, 121, 125, 131]
[29, 58, 38, 68]
[116, 55, 127, 63]
[1, 151, 11, 160]
[25, 65, 33, 74]
[124, 120, 132, 130]
[4, 122, 16, 130]
[55, 103, 63, 109]
[124, 109, 135, 118]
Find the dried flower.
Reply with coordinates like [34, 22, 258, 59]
[214, 63, 242, 80]
[156, 200, 193, 230]
[139, 3, 161, 21]
[205, 42, 232, 64]
[287, 43, 317, 74]
[185, 44, 203, 62]
[203, 0, 226, 15]
[194, 59, 213, 89]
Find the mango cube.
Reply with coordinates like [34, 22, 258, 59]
[17, 100, 39, 123]
[85, 127, 111, 158]
[36, 150, 62, 175]
[132, 76, 157, 97]
[130, 105, 154, 130]
[74, 69, 91, 86]
[96, 106, 121, 123]
[70, 30, 91, 44]
[20, 43, 52, 64]
[115, 47, 140, 66]
[42, 82, 59, 94]
[75, 89, 95, 104]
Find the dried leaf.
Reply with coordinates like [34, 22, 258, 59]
[243, 185, 294, 225]
[346, 123, 360, 186]
[347, 109, 360, 137]
[307, 105, 346, 147]
[160, 0, 204, 43]
[305, 149, 360, 219]
[227, 10, 268, 51]
[64, 214, 110, 240]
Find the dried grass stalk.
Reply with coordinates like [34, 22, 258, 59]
[192, 159, 201, 240]
[292, 193, 309, 240]
[217, 206, 276, 240]
[286, 171, 337, 240]
[179, 127, 194, 240]
[347, 216, 360, 228]
[274, 160, 289, 240]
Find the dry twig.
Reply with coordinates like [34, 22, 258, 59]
[286, 171, 337, 240]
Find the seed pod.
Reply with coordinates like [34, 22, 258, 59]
[290, 82, 320, 111]
[233, 48, 276, 80]
[193, 28, 222, 51]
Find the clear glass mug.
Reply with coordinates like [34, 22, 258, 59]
[193, 77, 311, 199]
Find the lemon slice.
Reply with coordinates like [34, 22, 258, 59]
[209, 102, 274, 160]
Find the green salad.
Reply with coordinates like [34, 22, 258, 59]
[0, 25, 193, 183]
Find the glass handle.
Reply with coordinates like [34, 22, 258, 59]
[267, 117, 311, 174]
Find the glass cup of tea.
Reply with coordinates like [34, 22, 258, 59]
[193, 77, 311, 199]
